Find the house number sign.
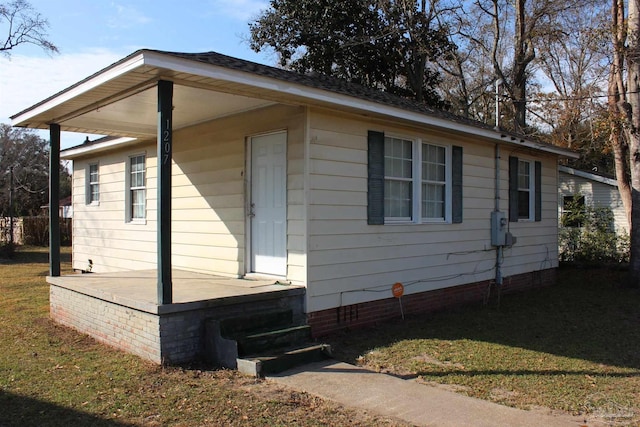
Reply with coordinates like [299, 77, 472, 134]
[161, 118, 171, 165]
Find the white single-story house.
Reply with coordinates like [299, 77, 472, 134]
[558, 165, 628, 234]
[11, 50, 577, 364]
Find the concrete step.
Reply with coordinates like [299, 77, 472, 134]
[220, 309, 293, 337]
[237, 343, 332, 377]
[237, 325, 311, 356]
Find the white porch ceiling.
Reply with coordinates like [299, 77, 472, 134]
[10, 51, 283, 139]
[57, 85, 274, 138]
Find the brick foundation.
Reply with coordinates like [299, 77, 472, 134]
[49, 284, 305, 365]
[307, 268, 556, 337]
[50, 285, 164, 362]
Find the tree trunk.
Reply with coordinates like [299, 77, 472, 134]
[512, 0, 535, 133]
[609, 3, 633, 228]
[626, 0, 640, 282]
[611, 125, 632, 227]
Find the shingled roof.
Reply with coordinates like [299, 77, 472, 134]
[155, 49, 555, 149]
[158, 50, 454, 118]
[15, 48, 577, 158]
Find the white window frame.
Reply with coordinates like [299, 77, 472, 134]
[86, 162, 99, 205]
[384, 135, 452, 224]
[517, 159, 535, 221]
[125, 154, 146, 224]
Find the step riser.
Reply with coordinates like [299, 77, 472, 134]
[221, 310, 293, 337]
[261, 346, 330, 375]
[238, 326, 311, 356]
[237, 345, 331, 377]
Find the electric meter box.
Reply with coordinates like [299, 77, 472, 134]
[491, 211, 508, 246]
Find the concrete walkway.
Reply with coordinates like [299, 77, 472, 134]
[268, 360, 603, 427]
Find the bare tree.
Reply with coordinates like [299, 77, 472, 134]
[441, 0, 592, 133]
[436, 3, 500, 122]
[1, 0, 57, 55]
[532, 4, 609, 148]
[609, 0, 640, 281]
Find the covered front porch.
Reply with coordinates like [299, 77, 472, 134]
[48, 271, 305, 364]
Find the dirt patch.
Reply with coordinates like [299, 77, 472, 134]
[411, 354, 465, 370]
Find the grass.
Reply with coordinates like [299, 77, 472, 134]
[0, 246, 405, 427]
[326, 266, 640, 426]
[3, 246, 639, 426]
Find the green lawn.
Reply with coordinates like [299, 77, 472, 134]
[0, 246, 403, 427]
[2, 247, 639, 426]
[326, 267, 640, 426]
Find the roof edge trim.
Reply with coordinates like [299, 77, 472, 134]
[559, 165, 619, 186]
[61, 137, 137, 159]
[11, 51, 147, 125]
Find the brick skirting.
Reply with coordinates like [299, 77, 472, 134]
[49, 283, 305, 365]
[307, 268, 556, 337]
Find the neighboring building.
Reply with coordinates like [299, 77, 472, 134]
[11, 50, 577, 362]
[558, 166, 628, 235]
[41, 195, 73, 219]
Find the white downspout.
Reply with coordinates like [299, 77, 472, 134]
[495, 143, 503, 287]
[495, 79, 503, 287]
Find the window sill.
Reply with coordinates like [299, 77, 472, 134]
[127, 219, 147, 225]
[384, 219, 449, 225]
[86, 201, 100, 207]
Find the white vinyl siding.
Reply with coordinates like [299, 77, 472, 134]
[71, 149, 157, 272]
[68, 104, 305, 280]
[67, 104, 560, 313]
[306, 109, 559, 312]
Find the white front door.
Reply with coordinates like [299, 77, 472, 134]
[250, 132, 287, 276]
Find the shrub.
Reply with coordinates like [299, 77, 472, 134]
[22, 216, 72, 246]
[559, 197, 629, 265]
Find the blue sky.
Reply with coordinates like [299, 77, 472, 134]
[0, 0, 274, 148]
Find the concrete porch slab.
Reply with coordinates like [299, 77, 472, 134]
[47, 270, 304, 314]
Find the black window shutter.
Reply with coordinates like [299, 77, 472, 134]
[452, 146, 463, 223]
[508, 156, 519, 222]
[367, 131, 385, 225]
[535, 161, 542, 221]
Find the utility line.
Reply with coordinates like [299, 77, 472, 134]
[499, 90, 640, 104]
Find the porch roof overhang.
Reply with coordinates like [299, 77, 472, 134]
[11, 49, 579, 160]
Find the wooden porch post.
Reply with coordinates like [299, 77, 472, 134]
[157, 80, 173, 304]
[49, 123, 61, 277]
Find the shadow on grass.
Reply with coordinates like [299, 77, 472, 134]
[327, 267, 640, 372]
[0, 390, 130, 427]
[0, 246, 72, 265]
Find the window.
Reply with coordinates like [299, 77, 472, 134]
[422, 144, 447, 219]
[517, 160, 532, 219]
[562, 195, 585, 227]
[87, 163, 99, 204]
[128, 155, 146, 221]
[369, 132, 462, 224]
[384, 137, 413, 220]
[509, 156, 541, 222]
